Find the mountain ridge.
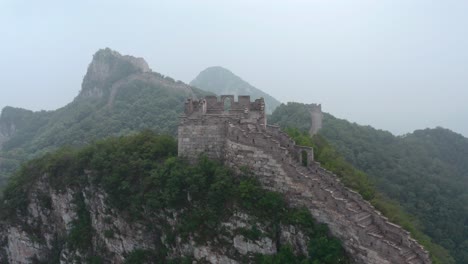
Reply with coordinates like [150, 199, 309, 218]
[0, 48, 210, 190]
[79, 48, 150, 98]
[271, 103, 467, 263]
[0, 48, 464, 262]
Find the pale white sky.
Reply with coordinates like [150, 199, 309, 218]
[1, 0, 467, 136]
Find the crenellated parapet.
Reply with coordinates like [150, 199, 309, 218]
[178, 96, 431, 264]
[183, 95, 266, 125]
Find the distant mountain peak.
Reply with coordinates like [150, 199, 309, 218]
[79, 48, 150, 98]
[190, 66, 281, 114]
[201, 66, 235, 74]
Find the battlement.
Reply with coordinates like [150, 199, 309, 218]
[179, 95, 268, 161]
[308, 103, 322, 112]
[178, 96, 430, 264]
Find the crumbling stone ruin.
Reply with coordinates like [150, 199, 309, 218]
[178, 95, 431, 264]
[309, 103, 323, 135]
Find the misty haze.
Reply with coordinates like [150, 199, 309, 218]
[0, 1, 467, 264]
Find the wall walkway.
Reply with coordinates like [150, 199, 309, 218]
[223, 123, 430, 264]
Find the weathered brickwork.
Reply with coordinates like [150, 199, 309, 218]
[178, 124, 225, 161]
[178, 95, 431, 264]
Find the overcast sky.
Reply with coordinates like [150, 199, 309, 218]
[1, 0, 467, 136]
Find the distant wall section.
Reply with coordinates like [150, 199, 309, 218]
[309, 103, 323, 135]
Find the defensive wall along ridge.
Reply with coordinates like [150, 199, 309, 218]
[178, 95, 431, 264]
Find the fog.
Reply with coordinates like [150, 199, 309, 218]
[1, 0, 467, 136]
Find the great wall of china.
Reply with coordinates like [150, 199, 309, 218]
[178, 95, 431, 264]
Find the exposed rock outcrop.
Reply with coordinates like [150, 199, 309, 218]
[0, 129, 9, 150]
[0, 173, 310, 263]
[0, 48, 209, 192]
[79, 48, 150, 98]
[78, 48, 199, 105]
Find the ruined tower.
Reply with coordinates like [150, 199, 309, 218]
[309, 103, 323, 135]
[178, 95, 430, 264]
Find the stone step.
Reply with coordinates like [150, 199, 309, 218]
[325, 185, 339, 192]
[331, 190, 345, 199]
[357, 213, 373, 227]
[355, 211, 369, 220]
[346, 201, 360, 211]
[323, 189, 336, 198]
[405, 253, 418, 262]
[408, 258, 423, 264]
[366, 224, 382, 235]
[400, 248, 413, 258]
[296, 167, 309, 173]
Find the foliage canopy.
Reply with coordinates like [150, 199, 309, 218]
[0, 132, 349, 263]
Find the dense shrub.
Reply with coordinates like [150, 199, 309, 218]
[0, 132, 349, 263]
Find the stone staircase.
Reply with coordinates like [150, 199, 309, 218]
[288, 155, 430, 264]
[223, 122, 431, 263]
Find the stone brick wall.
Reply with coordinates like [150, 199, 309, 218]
[178, 123, 226, 161]
[178, 96, 431, 264]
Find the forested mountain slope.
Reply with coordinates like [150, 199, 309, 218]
[270, 103, 468, 263]
[190, 66, 281, 114]
[1, 48, 464, 262]
[0, 48, 209, 190]
[0, 132, 349, 263]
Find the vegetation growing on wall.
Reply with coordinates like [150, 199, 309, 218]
[271, 102, 467, 263]
[285, 127, 454, 264]
[320, 115, 468, 264]
[0, 132, 350, 263]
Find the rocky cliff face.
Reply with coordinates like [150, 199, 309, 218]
[79, 48, 150, 98]
[0, 172, 311, 263]
[0, 48, 210, 191]
[0, 121, 12, 149]
[78, 48, 199, 104]
[0, 127, 334, 264]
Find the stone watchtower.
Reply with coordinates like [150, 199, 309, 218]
[178, 95, 266, 160]
[178, 96, 431, 264]
[309, 103, 323, 135]
[178, 95, 270, 161]
[179, 95, 314, 166]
